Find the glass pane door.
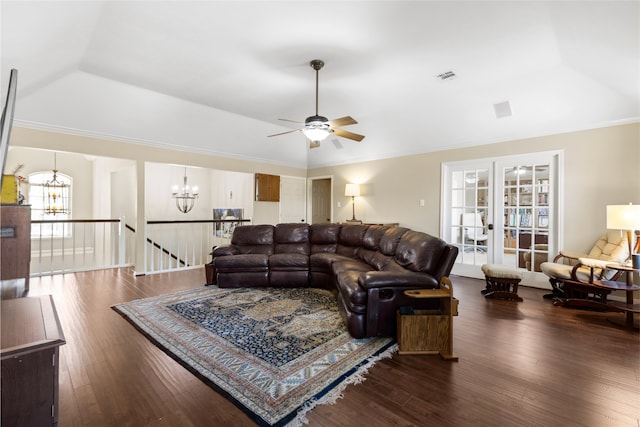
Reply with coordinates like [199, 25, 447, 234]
[501, 164, 550, 272]
[442, 151, 560, 283]
[442, 161, 493, 277]
[451, 168, 490, 266]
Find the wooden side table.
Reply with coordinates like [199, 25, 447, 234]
[204, 246, 217, 286]
[603, 263, 640, 329]
[396, 277, 458, 361]
[1, 295, 66, 426]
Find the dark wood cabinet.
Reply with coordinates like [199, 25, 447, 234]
[255, 173, 280, 202]
[1, 295, 66, 426]
[1, 205, 31, 290]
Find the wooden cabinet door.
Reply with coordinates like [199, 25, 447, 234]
[255, 174, 280, 202]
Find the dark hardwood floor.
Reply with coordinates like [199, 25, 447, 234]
[3, 268, 639, 426]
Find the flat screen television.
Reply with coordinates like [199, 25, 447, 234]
[0, 69, 18, 176]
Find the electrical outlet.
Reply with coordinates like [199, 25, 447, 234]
[419, 199, 425, 206]
[337, 201, 342, 207]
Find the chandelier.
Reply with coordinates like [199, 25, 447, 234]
[172, 167, 198, 213]
[43, 153, 69, 215]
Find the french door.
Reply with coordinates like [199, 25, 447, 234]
[442, 151, 562, 286]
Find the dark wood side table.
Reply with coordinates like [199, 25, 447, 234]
[1, 295, 66, 426]
[603, 263, 640, 329]
[397, 277, 458, 361]
[204, 246, 217, 286]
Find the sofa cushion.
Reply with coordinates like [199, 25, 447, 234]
[336, 224, 368, 257]
[309, 223, 341, 254]
[357, 225, 392, 270]
[362, 225, 390, 250]
[394, 231, 447, 274]
[332, 259, 370, 277]
[379, 227, 410, 256]
[274, 223, 310, 255]
[230, 224, 274, 255]
[269, 253, 309, 270]
[309, 252, 353, 272]
[359, 251, 392, 271]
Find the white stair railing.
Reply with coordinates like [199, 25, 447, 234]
[144, 219, 251, 274]
[31, 218, 131, 276]
[29, 218, 249, 276]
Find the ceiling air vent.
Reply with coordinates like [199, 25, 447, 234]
[436, 70, 456, 81]
[493, 101, 513, 119]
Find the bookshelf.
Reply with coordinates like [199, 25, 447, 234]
[503, 175, 549, 271]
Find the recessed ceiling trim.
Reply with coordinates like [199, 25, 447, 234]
[13, 120, 308, 169]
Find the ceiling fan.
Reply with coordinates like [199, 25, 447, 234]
[268, 59, 365, 149]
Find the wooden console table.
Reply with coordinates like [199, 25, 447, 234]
[396, 277, 458, 361]
[1, 295, 66, 426]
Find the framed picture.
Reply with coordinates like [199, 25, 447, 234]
[538, 215, 549, 228]
[214, 208, 243, 238]
[520, 194, 532, 206]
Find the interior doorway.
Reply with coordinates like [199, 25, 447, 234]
[308, 177, 333, 224]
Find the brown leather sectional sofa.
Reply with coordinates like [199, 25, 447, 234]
[209, 223, 458, 338]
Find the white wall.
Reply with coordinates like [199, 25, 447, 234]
[210, 169, 254, 221]
[309, 123, 640, 254]
[111, 166, 137, 226]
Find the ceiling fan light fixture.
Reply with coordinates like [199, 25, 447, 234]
[302, 127, 331, 142]
[302, 116, 332, 141]
[268, 59, 364, 147]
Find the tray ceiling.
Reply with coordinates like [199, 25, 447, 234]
[2, 1, 638, 169]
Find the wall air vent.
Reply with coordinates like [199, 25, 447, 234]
[436, 71, 456, 81]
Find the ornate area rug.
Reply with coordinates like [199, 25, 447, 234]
[112, 286, 396, 426]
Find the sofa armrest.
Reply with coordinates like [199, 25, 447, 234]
[212, 246, 239, 257]
[358, 271, 438, 290]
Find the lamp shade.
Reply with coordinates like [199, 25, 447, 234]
[345, 183, 360, 197]
[606, 204, 640, 230]
[301, 127, 331, 142]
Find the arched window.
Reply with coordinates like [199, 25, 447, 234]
[28, 171, 72, 237]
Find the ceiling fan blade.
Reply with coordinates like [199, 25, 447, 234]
[310, 141, 321, 149]
[267, 129, 301, 137]
[278, 118, 304, 124]
[328, 116, 358, 127]
[332, 128, 365, 142]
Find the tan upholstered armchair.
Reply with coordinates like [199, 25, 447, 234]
[540, 230, 630, 300]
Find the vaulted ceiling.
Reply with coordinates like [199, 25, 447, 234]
[2, 1, 638, 169]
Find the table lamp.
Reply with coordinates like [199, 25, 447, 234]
[607, 203, 640, 267]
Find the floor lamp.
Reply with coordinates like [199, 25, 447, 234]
[345, 183, 360, 223]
